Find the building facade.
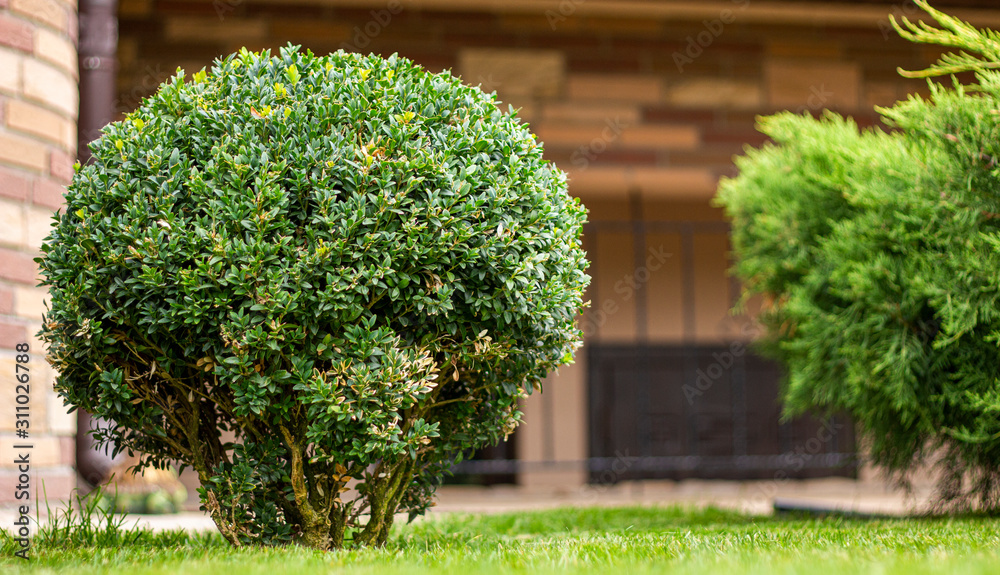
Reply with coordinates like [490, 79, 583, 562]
[4, 0, 1000, 501]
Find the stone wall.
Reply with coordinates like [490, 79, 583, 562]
[0, 0, 78, 503]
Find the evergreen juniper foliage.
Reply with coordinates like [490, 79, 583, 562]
[39, 46, 589, 548]
[716, 2, 1000, 511]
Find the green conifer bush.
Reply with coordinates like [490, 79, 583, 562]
[39, 46, 589, 548]
[717, 1, 1000, 510]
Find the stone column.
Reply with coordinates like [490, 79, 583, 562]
[518, 356, 589, 489]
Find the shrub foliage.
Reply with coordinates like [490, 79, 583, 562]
[717, 2, 1000, 510]
[40, 46, 588, 548]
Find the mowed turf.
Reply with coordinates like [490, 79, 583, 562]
[2, 506, 999, 574]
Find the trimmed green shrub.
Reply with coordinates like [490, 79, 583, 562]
[716, 2, 1000, 510]
[39, 46, 589, 548]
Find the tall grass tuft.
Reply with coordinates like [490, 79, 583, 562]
[33, 480, 146, 550]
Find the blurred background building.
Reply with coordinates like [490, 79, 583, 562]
[4, 0, 1000, 502]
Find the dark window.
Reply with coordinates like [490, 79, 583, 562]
[588, 344, 856, 482]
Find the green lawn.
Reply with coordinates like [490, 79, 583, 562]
[3, 506, 999, 574]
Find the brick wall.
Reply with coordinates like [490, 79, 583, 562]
[0, 0, 78, 503]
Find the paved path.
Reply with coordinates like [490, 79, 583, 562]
[431, 476, 938, 516]
[0, 477, 940, 533]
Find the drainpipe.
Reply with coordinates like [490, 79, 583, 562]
[78, 0, 118, 164]
[76, 0, 119, 486]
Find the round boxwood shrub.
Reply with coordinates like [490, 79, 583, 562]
[39, 46, 589, 548]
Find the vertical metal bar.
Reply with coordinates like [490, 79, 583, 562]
[634, 348, 650, 459]
[828, 415, 839, 454]
[628, 192, 651, 459]
[681, 224, 699, 457]
[681, 223, 697, 341]
[587, 346, 599, 483]
[726, 233, 748, 458]
[629, 191, 647, 341]
[582, 223, 599, 342]
[778, 418, 793, 455]
[583, 226, 599, 483]
[542, 382, 555, 463]
[732, 349, 748, 457]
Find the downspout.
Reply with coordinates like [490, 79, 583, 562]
[76, 0, 119, 486]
